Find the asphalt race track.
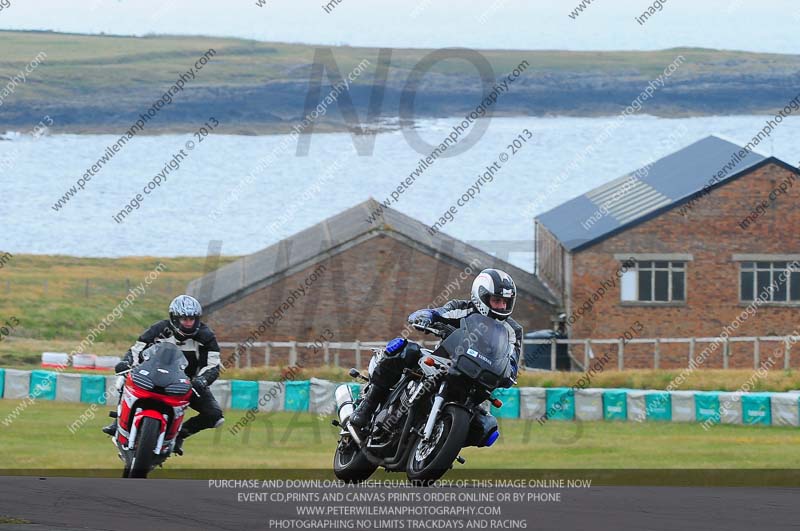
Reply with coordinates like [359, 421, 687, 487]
[0, 477, 799, 531]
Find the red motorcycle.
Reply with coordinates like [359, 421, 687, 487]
[111, 343, 192, 478]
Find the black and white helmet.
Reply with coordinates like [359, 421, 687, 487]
[168, 295, 202, 338]
[471, 268, 516, 321]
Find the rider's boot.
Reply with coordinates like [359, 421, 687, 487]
[349, 383, 390, 431]
[102, 385, 124, 436]
[350, 337, 415, 431]
[173, 428, 190, 456]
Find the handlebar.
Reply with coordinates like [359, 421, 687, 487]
[411, 322, 456, 338]
[412, 323, 442, 336]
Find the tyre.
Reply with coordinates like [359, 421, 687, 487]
[406, 405, 469, 485]
[333, 438, 378, 483]
[128, 417, 161, 479]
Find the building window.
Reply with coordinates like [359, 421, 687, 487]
[740, 261, 800, 303]
[620, 261, 686, 302]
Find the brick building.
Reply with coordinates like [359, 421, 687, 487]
[188, 199, 558, 367]
[535, 135, 800, 368]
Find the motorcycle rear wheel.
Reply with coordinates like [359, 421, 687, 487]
[333, 437, 378, 484]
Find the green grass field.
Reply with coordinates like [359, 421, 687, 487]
[0, 254, 238, 366]
[2, 30, 798, 94]
[2, 401, 799, 479]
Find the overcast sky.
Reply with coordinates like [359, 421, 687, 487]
[1, 0, 799, 53]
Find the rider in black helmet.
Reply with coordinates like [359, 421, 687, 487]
[102, 295, 224, 454]
[349, 268, 522, 432]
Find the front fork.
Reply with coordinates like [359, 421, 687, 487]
[422, 381, 447, 441]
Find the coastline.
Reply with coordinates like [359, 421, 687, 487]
[0, 108, 786, 137]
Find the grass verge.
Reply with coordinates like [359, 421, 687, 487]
[1, 401, 799, 478]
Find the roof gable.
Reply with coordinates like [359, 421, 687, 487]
[535, 135, 794, 252]
[189, 199, 558, 311]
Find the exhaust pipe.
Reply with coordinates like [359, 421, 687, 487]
[334, 384, 363, 445]
[334, 384, 356, 425]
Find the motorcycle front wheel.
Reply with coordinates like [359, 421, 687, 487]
[406, 405, 469, 486]
[127, 417, 161, 479]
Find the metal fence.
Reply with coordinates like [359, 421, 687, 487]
[220, 336, 800, 371]
[218, 341, 441, 370]
[525, 336, 800, 371]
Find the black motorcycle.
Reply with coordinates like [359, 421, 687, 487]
[333, 313, 514, 485]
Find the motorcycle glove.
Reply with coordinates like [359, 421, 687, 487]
[407, 309, 440, 328]
[192, 376, 209, 392]
[509, 355, 519, 379]
[114, 361, 131, 374]
[500, 357, 519, 388]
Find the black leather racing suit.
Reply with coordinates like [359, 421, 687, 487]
[370, 299, 523, 391]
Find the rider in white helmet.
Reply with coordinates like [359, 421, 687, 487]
[349, 268, 522, 431]
[102, 295, 224, 455]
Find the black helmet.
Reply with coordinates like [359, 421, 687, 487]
[471, 268, 516, 321]
[168, 295, 202, 338]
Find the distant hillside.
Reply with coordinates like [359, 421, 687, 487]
[1, 30, 800, 134]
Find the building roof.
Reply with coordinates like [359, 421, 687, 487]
[536, 135, 798, 252]
[188, 199, 558, 312]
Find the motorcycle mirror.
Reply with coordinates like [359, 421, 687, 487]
[348, 368, 369, 382]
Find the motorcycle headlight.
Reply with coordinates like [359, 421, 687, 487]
[456, 355, 481, 378]
[478, 371, 500, 389]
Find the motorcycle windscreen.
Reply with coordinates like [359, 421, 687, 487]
[440, 314, 512, 388]
[133, 343, 192, 395]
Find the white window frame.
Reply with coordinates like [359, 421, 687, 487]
[614, 254, 690, 304]
[738, 259, 800, 304]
